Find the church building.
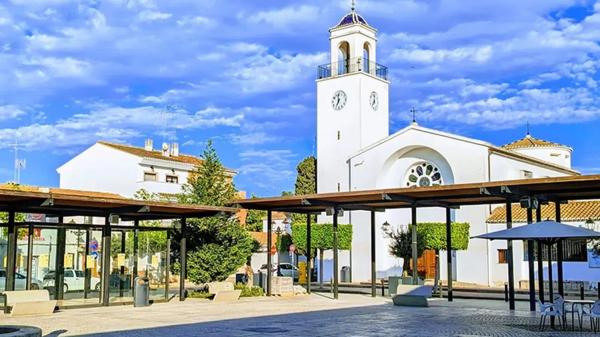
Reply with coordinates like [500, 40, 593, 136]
[315, 7, 593, 286]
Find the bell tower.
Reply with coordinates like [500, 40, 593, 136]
[316, 5, 390, 194]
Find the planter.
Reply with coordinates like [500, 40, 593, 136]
[0, 326, 42, 337]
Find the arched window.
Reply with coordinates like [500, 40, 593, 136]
[363, 42, 370, 73]
[404, 162, 443, 187]
[338, 41, 350, 75]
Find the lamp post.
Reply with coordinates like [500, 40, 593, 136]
[275, 227, 282, 275]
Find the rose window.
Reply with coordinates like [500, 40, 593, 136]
[405, 162, 443, 187]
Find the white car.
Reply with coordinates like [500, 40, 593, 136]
[0, 269, 42, 290]
[43, 269, 101, 293]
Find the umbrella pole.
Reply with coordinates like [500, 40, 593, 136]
[555, 202, 564, 298]
[526, 208, 536, 311]
[536, 206, 545, 303]
[548, 241, 555, 328]
[506, 202, 515, 310]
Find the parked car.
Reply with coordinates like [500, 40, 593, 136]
[277, 263, 299, 280]
[43, 269, 101, 293]
[0, 269, 42, 290]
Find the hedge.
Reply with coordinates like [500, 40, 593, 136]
[416, 222, 470, 251]
[290, 223, 352, 252]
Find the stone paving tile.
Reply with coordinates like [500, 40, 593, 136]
[3, 295, 599, 337]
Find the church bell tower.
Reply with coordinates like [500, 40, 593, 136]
[316, 5, 390, 194]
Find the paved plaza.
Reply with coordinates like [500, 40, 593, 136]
[2, 294, 598, 336]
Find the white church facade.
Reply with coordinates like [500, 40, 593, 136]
[315, 8, 594, 286]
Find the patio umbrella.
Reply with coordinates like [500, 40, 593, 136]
[473, 220, 600, 242]
[474, 220, 600, 322]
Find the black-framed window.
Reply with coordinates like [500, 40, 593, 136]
[523, 240, 587, 262]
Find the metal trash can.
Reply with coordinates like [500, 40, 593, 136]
[134, 277, 150, 307]
[341, 266, 351, 283]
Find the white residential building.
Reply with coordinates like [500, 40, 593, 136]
[57, 140, 235, 198]
[314, 8, 594, 286]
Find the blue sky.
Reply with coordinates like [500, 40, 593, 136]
[1, 0, 600, 197]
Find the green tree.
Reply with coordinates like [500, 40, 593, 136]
[290, 223, 352, 287]
[382, 222, 469, 284]
[291, 156, 317, 225]
[176, 140, 254, 283]
[244, 194, 265, 232]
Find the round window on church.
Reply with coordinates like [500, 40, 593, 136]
[404, 162, 443, 187]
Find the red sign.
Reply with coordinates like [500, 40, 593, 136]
[270, 245, 277, 255]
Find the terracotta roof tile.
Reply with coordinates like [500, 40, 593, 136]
[98, 141, 204, 166]
[487, 201, 600, 223]
[0, 184, 125, 200]
[502, 135, 569, 150]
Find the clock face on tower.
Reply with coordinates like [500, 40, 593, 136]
[331, 90, 347, 110]
[370, 91, 379, 111]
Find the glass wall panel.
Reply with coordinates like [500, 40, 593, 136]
[59, 229, 95, 306]
[109, 231, 134, 303]
[35, 229, 57, 294]
[15, 227, 29, 290]
[0, 225, 7, 292]
[139, 230, 168, 301]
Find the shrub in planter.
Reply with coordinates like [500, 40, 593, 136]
[235, 283, 264, 297]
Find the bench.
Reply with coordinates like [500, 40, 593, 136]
[2, 290, 56, 317]
[207, 282, 240, 302]
[392, 285, 433, 307]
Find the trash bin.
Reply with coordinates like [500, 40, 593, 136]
[388, 276, 401, 297]
[134, 277, 150, 307]
[340, 266, 351, 283]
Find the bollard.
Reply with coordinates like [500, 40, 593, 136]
[330, 279, 333, 295]
[580, 284, 585, 300]
[381, 279, 385, 297]
[504, 284, 509, 302]
[439, 280, 443, 298]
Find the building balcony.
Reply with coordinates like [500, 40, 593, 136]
[317, 57, 388, 81]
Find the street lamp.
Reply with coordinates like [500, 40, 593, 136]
[275, 226, 282, 275]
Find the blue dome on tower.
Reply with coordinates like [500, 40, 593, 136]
[335, 10, 369, 28]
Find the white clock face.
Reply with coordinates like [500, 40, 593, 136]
[370, 91, 379, 111]
[331, 90, 347, 111]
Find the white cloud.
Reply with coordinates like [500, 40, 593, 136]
[177, 16, 214, 26]
[237, 149, 296, 188]
[0, 105, 244, 151]
[138, 10, 172, 21]
[0, 105, 27, 120]
[246, 5, 321, 28]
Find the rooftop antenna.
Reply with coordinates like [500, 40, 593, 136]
[526, 121, 530, 137]
[410, 107, 417, 125]
[12, 133, 26, 184]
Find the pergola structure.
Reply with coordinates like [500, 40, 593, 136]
[0, 185, 235, 307]
[235, 174, 600, 310]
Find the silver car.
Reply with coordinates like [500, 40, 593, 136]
[0, 269, 42, 290]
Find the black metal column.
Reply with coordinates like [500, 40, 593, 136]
[119, 231, 125, 297]
[333, 208, 339, 299]
[266, 211, 272, 296]
[556, 202, 564, 297]
[55, 216, 66, 301]
[548, 242, 554, 301]
[165, 230, 171, 301]
[306, 214, 311, 294]
[411, 206, 418, 285]
[26, 222, 34, 290]
[445, 208, 453, 302]
[527, 207, 536, 311]
[132, 221, 139, 296]
[179, 218, 187, 301]
[101, 216, 112, 306]
[371, 210, 377, 298]
[506, 202, 516, 310]
[536, 206, 544, 303]
[5, 211, 16, 291]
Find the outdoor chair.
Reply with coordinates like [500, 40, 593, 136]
[581, 300, 600, 333]
[554, 295, 580, 329]
[538, 300, 563, 331]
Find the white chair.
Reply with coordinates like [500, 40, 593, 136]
[554, 295, 580, 329]
[538, 300, 563, 331]
[581, 300, 600, 332]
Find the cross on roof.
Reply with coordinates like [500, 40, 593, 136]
[410, 107, 417, 124]
[351, 0, 356, 11]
